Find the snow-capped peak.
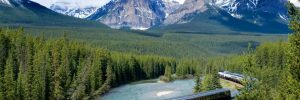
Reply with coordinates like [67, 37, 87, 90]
[48, 0, 111, 19]
[209, 0, 289, 20]
[31, 0, 111, 18]
[0, 0, 12, 6]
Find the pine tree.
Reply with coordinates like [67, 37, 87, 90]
[4, 52, 16, 99]
[90, 50, 103, 93]
[278, 2, 300, 99]
[59, 40, 71, 98]
[71, 57, 91, 100]
[244, 43, 255, 75]
[31, 38, 47, 100]
[50, 38, 75, 99]
[164, 64, 172, 79]
[193, 75, 201, 93]
[44, 43, 55, 100]
[16, 71, 24, 100]
[51, 40, 65, 99]
[23, 38, 36, 100]
[176, 61, 184, 77]
[287, 2, 300, 82]
[0, 33, 10, 99]
[14, 29, 26, 100]
[128, 57, 138, 81]
[200, 66, 221, 92]
[94, 63, 113, 96]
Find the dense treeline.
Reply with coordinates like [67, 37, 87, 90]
[0, 28, 191, 99]
[25, 26, 286, 59]
[191, 3, 300, 99]
[222, 3, 300, 99]
[193, 65, 222, 93]
[233, 38, 299, 99]
[1, 27, 227, 99]
[110, 53, 177, 86]
[1, 3, 299, 100]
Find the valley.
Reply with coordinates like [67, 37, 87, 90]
[24, 26, 287, 58]
[0, 0, 299, 100]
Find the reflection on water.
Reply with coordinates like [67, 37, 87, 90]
[156, 91, 174, 97]
[101, 79, 195, 100]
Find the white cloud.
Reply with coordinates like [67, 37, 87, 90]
[289, 0, 300, 7]
[31, 0, 111, 8]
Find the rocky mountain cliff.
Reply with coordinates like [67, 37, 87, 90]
[87, 0, 183, 30]
[164, 0, 289, 25]
[163, 0, 207, 25]
[86, 0, 290, 32]
[154, 0, 290, 33]
[25, 0, 298, 33]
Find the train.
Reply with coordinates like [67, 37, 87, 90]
[218, 71, 245, 84]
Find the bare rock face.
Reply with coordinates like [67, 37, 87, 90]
[86, 0, 290, 31]
[163, 0, 207, 25]
[88, 0, 168, 30]
[87, 0, 184, 30]
[87, 0, 209, 29]
[164, 0, 289, 26]
[163, 0, 182, 18]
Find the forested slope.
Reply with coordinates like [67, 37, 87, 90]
[0, 28, 208, 99]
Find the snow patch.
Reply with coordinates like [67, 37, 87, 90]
[231, 14, 243, 19]
[1, 0, 12, 6]
[165, 13, 169, 18]
[131, 27, 149, 31]
[107, 26, 149, 31]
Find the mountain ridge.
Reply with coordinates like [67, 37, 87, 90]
[0, 0, 108, 28]
[85, 0, 290, 33]
[2, 0, 295, 34]
[152, 0, 290, 34]
[87, 0, 183, 30]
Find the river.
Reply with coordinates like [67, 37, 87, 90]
[101, 79, 195, 100]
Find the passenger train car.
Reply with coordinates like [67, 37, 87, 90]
[218, 71, 245, 84]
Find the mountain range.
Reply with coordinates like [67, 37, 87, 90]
[1, 0, 299, 33]
[154, 0, 290, 33]
[0, 0, 107, 28]
[50, 0, 293, 33]
[87, 0, 184, 30]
